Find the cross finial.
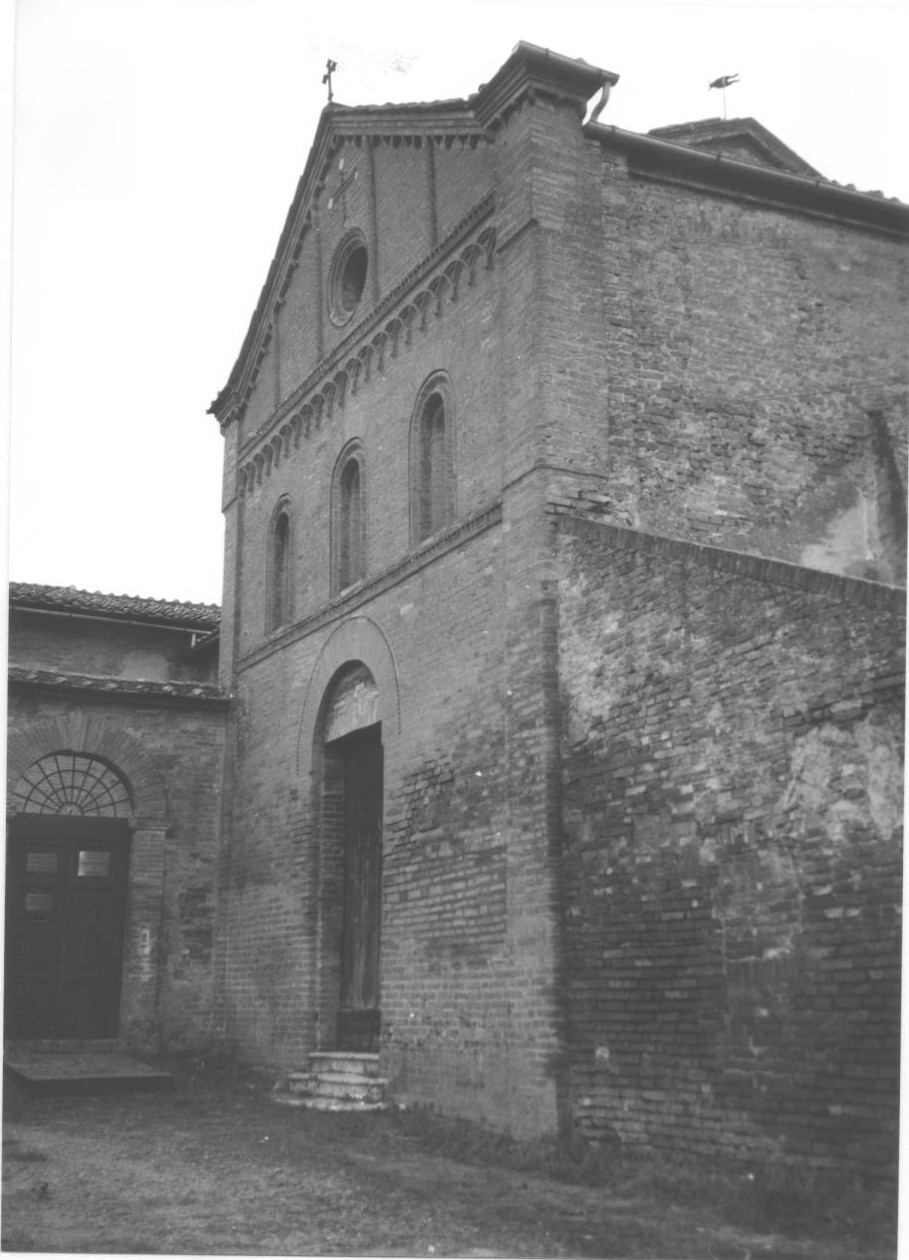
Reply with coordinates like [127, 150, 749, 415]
[323, 58, 337, 104]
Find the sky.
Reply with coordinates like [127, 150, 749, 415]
[5, 0, 909, 606]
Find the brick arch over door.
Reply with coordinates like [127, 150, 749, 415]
[296, 615, 401, 772]
[7, 713, 169, 829]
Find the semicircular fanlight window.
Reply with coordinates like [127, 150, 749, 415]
[13, 753, 132, 817]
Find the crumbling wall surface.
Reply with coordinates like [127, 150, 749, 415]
[556, 516, 904, 1182]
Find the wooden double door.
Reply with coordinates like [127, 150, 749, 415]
[5, 816, 130, 1040]
[334, 725, 383, 1053]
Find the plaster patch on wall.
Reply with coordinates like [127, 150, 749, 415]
[558, 563, 624, 740]
[778, 715, 903, 843]
[123, 651, 170, 682]
[798, 480, 875, 579]
[856, 718, 904, 841]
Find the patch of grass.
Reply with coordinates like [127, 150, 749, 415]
[1, 1075, 34, 1121]
[389, 1104, 897, 1248]
[2, 1229, 36, 1251]
[717, 1162, 897, 1242]
[163, 1050, 271, 1091]
[3, 1145, 49, 1164]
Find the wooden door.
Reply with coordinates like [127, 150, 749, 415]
[5, 816, 130, 1040]
[337, 725, 383, 1052]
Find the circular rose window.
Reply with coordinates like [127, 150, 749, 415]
[329, 231, 368, 325]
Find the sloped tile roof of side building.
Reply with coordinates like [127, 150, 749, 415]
[9, 581, 221, 631]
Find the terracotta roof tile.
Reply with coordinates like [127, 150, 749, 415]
[9, 582, 220, 630]
[8, 664, 228, 702]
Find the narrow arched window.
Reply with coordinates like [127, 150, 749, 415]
[411, 373, 455, 547]
[267, 498, 294, 631]
[332, 443, 367, 594]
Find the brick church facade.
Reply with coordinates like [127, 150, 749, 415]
[7, 44, 907, 1181]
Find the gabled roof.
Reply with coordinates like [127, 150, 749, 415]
[208, 42, 617, 423]
[9, 582, 221, 631]
[207, 100, 479, 423]
[648, 117, 822, 178]
[209, 43, 908, 430]
[594, 118, 908, 236]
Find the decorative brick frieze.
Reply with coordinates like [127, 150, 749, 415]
[236, 194, 495, 493]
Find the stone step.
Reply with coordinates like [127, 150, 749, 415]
[287, 1071, 387, 1103]
[288, 1069, 387, 1090]
[307, 1050, 380, 1077]
[272, 1091, 387, 1113]
[275, 1050, 388, 1113]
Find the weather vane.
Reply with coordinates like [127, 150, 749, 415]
[323, 58, 338, 104]
[709, 73, 739, 120]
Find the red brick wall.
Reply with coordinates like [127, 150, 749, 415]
[216, 101, 581, 1136]
[215, 482, 567, 1136]
[9, 611, 214, 683]
[556, 516, 904, 1181]
[239, 135, 494, 449]
[434, 141, 495, 240]
[212, 71, 907, 1166]
[541, 130, 909, 583]
[234, 234, 501, 661]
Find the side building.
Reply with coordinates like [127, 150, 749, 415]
[209, 43, 906, 1181]
[6, 583, 228, 1051]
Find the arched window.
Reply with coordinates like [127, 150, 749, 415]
[411, 373, 455, 546]
[332, 443, 367, 594]
[267, 497, 295, 631]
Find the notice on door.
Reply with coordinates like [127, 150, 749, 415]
[26, 851, 58, 874]
[77, 850, 111, 878]
[25, 892, 53, 916]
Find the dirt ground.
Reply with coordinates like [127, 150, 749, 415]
[1, 1059, 896, 1258]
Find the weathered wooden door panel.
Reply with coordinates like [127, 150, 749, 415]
[4, 817, 130, 1039]
[337, 725, 383, 1052]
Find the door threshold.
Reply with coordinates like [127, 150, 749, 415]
[4, 1047, 172, 1095]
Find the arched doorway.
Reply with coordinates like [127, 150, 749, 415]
[5, 753, 132, 1040]
[320, 664, 383, 1053]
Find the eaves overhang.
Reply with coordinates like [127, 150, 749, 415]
[472, 41, 618, 131]
[9, 582, 221, 633]
[8, 666, 231, 710]
[590, 122, 909, 238]
[648, 117, 822, 178]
